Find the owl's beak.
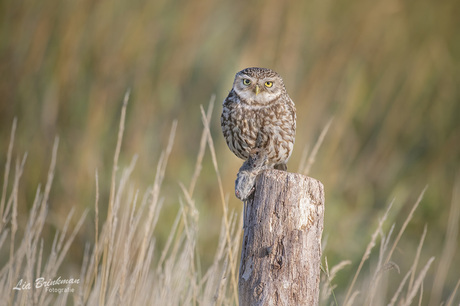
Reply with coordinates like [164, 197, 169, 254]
[255, 85, 260, 95]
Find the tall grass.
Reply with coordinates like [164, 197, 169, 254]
[0, 99, 242, 305]
[1, 97, 459, 305]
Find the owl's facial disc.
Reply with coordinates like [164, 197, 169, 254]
[233, 73, 281, 106]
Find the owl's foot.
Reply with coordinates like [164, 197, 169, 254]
[235, 151, 269, 201]
[235, 170, 257, 200]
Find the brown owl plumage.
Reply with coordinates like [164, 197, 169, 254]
[221, 67, 296, 169]
[221, 67, 296, 200]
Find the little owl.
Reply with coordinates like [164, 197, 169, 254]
[221, 67, 296, 199]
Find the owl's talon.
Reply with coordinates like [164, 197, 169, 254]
[235, 170, 257, 201]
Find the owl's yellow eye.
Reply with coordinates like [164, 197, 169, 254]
[264, 81, 273, 88]
[243, 79, 251, 86]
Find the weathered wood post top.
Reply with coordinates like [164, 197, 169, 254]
[238, 169, 325, 306]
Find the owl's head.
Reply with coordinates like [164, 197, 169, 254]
[232, 67, 286, 106]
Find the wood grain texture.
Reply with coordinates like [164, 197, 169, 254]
[238, 169, 325, 306]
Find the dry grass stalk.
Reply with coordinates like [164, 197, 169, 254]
[200, 104, 239, 304]
[100, 89, 130, 305]
[0, 117, 16, 221]
[320, 257, 351, 304]
[344, 199, 394, 304]
[400, 257, 435, 306]
[189, 95, 215, 197]
[418, 281, 423, 306]
[385, 186, 427, 264]
[388, 269, 412, 306]
[387, 224, 427, 306]
[408, 224, 427, 293]
[429, 175, 460, 305]
[93, 169, 99, 300]
[446, 279, 460, 306]
[299, 117, 333, 176]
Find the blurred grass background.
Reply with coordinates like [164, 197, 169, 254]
[1, 0, 459, 302]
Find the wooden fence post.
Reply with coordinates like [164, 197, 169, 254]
[238, 169, 325, 306]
